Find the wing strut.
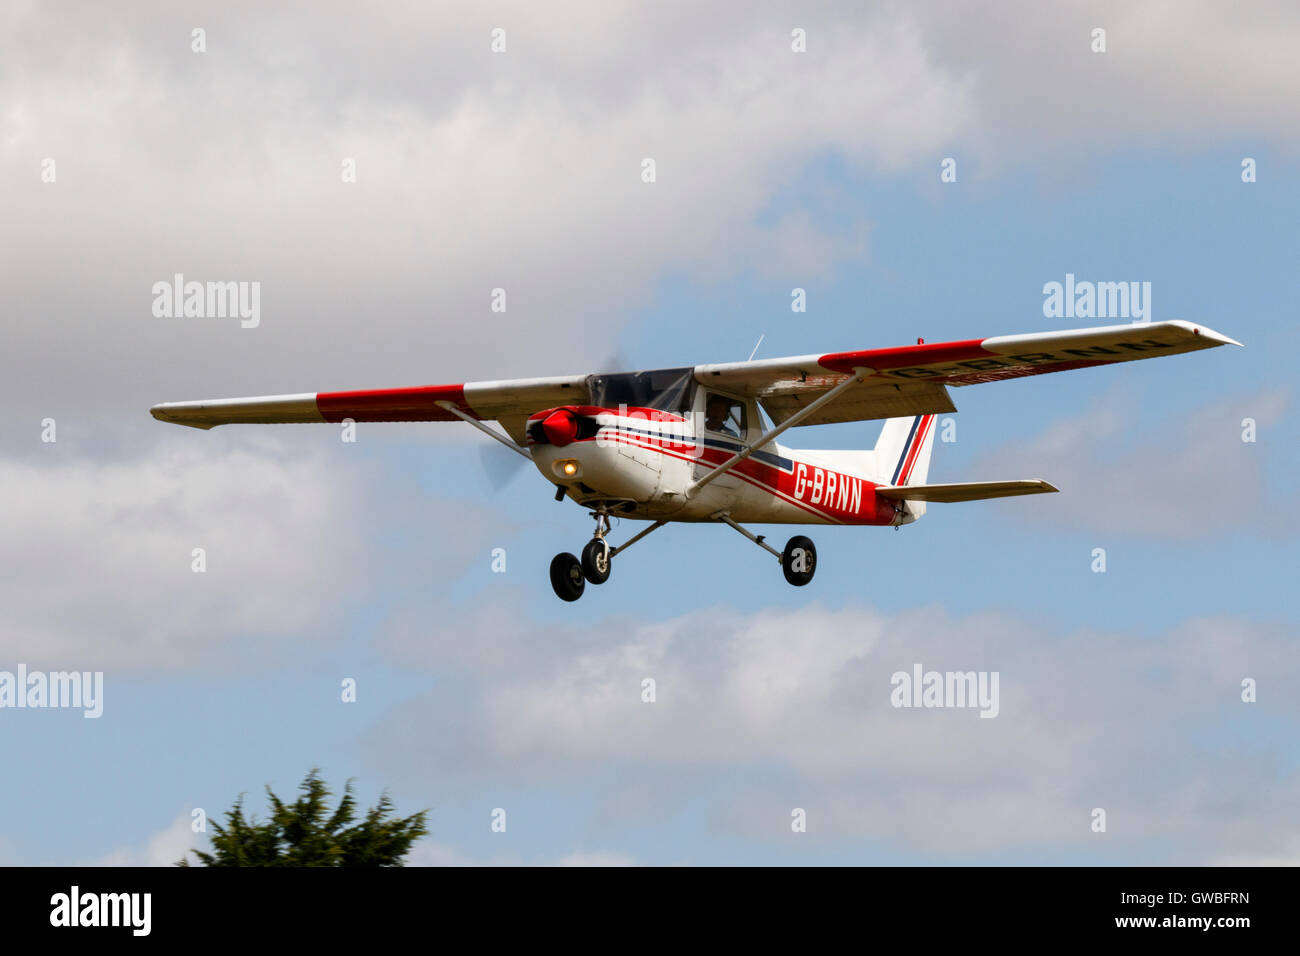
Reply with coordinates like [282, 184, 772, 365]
[434, 400, 532, 461]
[686, 368, 868, 497]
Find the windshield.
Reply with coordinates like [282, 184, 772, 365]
[586, 367, 696, 414]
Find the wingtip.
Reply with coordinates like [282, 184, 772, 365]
[150, 403, 216, 430]
[1199, 327, 1244, 348]
[1174, 320, 1243, 348]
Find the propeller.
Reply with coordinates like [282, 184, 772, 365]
[478, 441, 528, 492]
[476, 349, 631, 494]
[587, 349, 633, 393]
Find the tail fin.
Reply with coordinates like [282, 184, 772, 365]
[875, 414, 938, 486]
[873, 414, 939, 519]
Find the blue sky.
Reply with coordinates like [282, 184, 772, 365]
[1, 1, 1297, 866]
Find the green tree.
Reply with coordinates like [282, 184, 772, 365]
[178, 768, 429, 867]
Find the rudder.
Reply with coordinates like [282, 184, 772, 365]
[873, 414, 939, 518]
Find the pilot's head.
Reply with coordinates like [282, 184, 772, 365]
[705, 395, 730, 430]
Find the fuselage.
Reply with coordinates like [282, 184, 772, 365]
[528, 404, 905, 526]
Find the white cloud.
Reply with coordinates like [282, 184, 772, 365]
[92, 816, 639, 867]
[0, 1, 975, 428]
[93, 808, 195, 867]
[1213, 844, 1300, 866]
[554, 851, 636, 867]
[0, 436, 506, 673]
[365, 599, 1300, 862]
[970, 386, 1291, 539]
[13, 1, 1296, 429]
[908, 0, 1300, 167]
[402, 841, 636, 867]
[4, 0, 1296, 869]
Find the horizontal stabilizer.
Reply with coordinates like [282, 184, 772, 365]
[874, 479, 1059, 503]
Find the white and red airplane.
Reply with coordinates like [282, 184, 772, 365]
[152, 320, 1239, 601]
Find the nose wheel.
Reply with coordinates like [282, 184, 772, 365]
[549, 513, 670, 601]
[579, 507, 613, 584]
[549, 507, 616, 601]
[581, 537, 611, 584]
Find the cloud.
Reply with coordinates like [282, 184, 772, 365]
[0, 435, 507, 674]
[969, 386, 1291, 539]
[10, 1, 1294, 431]
[92, 814, 638, 867]
[5, 0, 1296, 870]
[363, 598, 1299, 863]
[93, 808, 195, 866]
[389, 841, 637, 867]
[907, 0, 1300, 167]
[0, 0, 976, 431]
[1213, 844, 1300, 866]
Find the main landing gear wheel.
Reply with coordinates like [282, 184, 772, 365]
[781, 535, 816, 587]
[581, 537, 612, 584]
[550, 552, 586, 602]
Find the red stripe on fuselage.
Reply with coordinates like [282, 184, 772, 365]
[594, 432, 842, 523]
[590, 429, 894, 526]
[527, 405, 687, 423]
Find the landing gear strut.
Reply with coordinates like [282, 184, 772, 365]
[715, 513, 817, 587]
[548, 511, 817, 600]
[581, 510, 612, 585]
[548, 509, 668, 601]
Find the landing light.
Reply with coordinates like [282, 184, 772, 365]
[553, 459, 582, 479]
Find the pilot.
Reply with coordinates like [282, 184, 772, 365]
[705, 395, 738, 437]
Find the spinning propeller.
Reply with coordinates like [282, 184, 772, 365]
[475, 349, 629, 494]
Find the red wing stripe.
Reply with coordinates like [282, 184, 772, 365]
[315, 385, 475, 422]
[819, 339, 988, 374]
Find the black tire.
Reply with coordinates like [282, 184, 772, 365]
[781, 535, 817, 586]
[550, 552, 586, 602]
[581, 538, 612, 584]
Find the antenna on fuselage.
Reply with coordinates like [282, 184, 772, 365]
[747, 334, 765, 362]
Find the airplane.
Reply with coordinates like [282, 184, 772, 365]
[151, 320, 1240, 601]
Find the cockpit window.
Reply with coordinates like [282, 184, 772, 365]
[587, 367, 695, 414]
[704, 392, 746, 438]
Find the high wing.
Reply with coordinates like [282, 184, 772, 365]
[151, 321, 1240, 439]
[697, 320, 1241, 426]
[150, 375, 589, 443]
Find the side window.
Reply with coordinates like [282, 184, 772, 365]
[704, 393, 746, 438]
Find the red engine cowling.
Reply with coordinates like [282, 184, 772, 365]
[541, 409, 579, 447]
